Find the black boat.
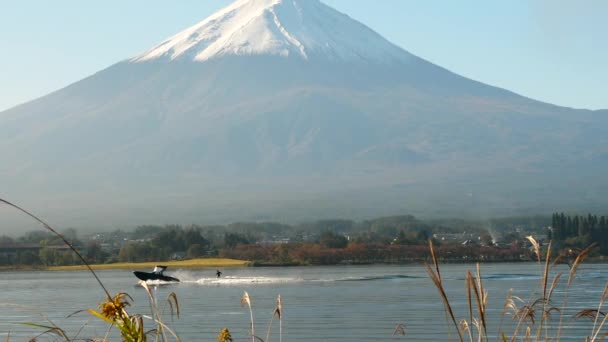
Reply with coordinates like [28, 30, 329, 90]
[133, 265, 180, 282]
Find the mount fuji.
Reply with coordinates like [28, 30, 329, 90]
[1, 0, 607, 228]
[132, 0, 412, 64]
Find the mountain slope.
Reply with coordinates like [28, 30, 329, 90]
[1, 0, 607, 229]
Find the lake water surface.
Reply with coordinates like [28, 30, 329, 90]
[2, 263, 607, 341]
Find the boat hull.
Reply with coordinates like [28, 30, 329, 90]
[133, 271, 179, 282]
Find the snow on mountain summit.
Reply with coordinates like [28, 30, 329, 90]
[132, 0, 413, 63]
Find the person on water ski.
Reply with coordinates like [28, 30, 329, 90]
[216, 269, 222, 278]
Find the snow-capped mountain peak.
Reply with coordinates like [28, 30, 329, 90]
[132, 0, 412, 63]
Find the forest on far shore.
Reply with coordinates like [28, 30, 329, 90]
[1, 213, 603, 267]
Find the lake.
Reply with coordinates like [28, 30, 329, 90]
[1, 263, 607, 341]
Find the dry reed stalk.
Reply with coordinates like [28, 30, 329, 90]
[140, 282, 165, 341]
[590, 284, 608, 338]
[392, 323, 406, 336]
[527, 233, 545, 338]
[277, 295, 283, 342]
[575, 309, 606, 320]
[265, 294, 283, 342]
[547, 272, 563, 302]
[472, 318, 484, 342]
[589, 284, 608, 341]
[526, 236, 541, 263]
[568, 243, 595, 287]
[464, 263, 489, 342]
[66, 311, 96, 341]
[466, 273, 473, 331]
[459, 319, 473, 342]
[551, 253, 564, 268]
[21, 323, 70, 341]
[496, 289, 513, 337]
[0, 198, 111, 300]
[264, 317, 273, 342]
[426, 236, 605, 341]
[426, 240, 463, 342]
[2, 303, 70, 341]
[542, 241, 552, 300]
[556, 243, 596, 340]
[166, 293, 180, 321]
[510, 236, 559, 341]
[536, 240, 552, 339]
[475, 264, 488, 338]
[241, 291, 255, 342]
[138, 281, 180, 342]
[429, 239, 442, 282]
[1, 198, 182, 341]
[508, 295, 538, 341]
[42, 329, 69, 341]
[466, 271, 487, 341]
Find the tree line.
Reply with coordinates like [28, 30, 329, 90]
[550, 212, 608, 253]
[0, 214, 555, 267]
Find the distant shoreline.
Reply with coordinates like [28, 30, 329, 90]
[2, 257, 607, 272]
[0, 258, 250, 272]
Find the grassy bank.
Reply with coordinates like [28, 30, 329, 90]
[47, 258, 250, 271]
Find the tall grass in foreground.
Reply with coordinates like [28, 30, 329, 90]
[239, 291, 283, 342]
[1, 198, 283, 341]
[426, 237, 606, 341]
[1, 198, 182, 341]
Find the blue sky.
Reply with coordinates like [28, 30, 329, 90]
[0, 0, 606, 111]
